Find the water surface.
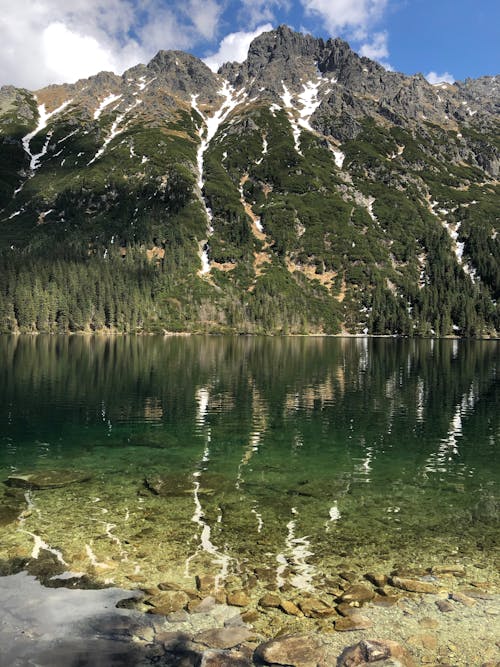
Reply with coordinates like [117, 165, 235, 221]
[0, 336, 498, 591]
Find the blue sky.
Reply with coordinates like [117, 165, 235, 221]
[1, 0, 498, 89]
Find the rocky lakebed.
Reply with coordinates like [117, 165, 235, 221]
[1, 468, 499, 667]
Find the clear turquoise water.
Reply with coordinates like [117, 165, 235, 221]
[0, 336, 498, 590]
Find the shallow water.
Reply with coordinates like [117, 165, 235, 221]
[0, 335, 498, 591]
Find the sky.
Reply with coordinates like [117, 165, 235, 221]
[0, 0, 498, 90]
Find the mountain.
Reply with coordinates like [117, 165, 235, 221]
[0, 25, 498, 335]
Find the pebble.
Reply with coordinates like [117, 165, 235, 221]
[435, 599, 454, 613]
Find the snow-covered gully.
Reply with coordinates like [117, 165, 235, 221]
[191, 82, 246, 275]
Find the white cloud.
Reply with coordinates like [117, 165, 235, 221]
[301, 0, 388, 34]
[426, 71, 455, 85]
[41, 22, 122, 83]
[204, 23, 274, 72]
[239, 0, 290, 27]
[0, 0, 224, 89]
[182, 0, 222, 41]
[359, 31, 388, 60]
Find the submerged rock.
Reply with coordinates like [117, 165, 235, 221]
[194, 626, 253, 650]
[143, 474, 190, 496]
[335, 614, 373, 631]
[146, 590, 189, 615]
[337, 638, 415, 666]
[254, 634, 325, 666]
[450, 591, 476, 607]
[200, 649, 254, 666]
[435, 599, 454, 613]
[5, 470, 91, 490]
[389, 576, 437, 594]
[259, 593, 281, 608]
[297, 597, 336, 618]
[340, 583, 375, 604]
[279, 600, 303, 617]
[0, 502, 21, 526]
[227, 591, 250, 607]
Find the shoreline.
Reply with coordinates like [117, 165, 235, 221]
[1, 330, 499, 340]
[1, 554, 498, 666]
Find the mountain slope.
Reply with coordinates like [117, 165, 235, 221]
[0, 26, 498, 335]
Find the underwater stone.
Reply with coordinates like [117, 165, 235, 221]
[194, 626, 253, 649]
[339, 583, 375, 604]
[5, 470, 91, 490]
[146, 590, 189, 614]
[227, 591, 250, 607]
[450, 591, 476, 607]
[200, 649, 254, 667]
[259, 593, 281, 608]
[337, 639, 415, 666]
[253, 633, 325, 667]
[335, 614, 372, 631]
[279, 600, 302, 617]
[430, 565, 466, 577]
[0, 503, 21, 526]
[435, 599, 454, 612]
[389, 577, 437, 594]
[365, 572, 389, 587]
[297, 597, 336, 618]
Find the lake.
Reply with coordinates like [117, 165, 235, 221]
[0, 335, 498, 595]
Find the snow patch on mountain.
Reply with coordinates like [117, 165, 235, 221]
[93, 94, 122, 120]
[21, 100, 73, 171]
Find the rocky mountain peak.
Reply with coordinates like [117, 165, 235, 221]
[146, 50, 220, 101]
